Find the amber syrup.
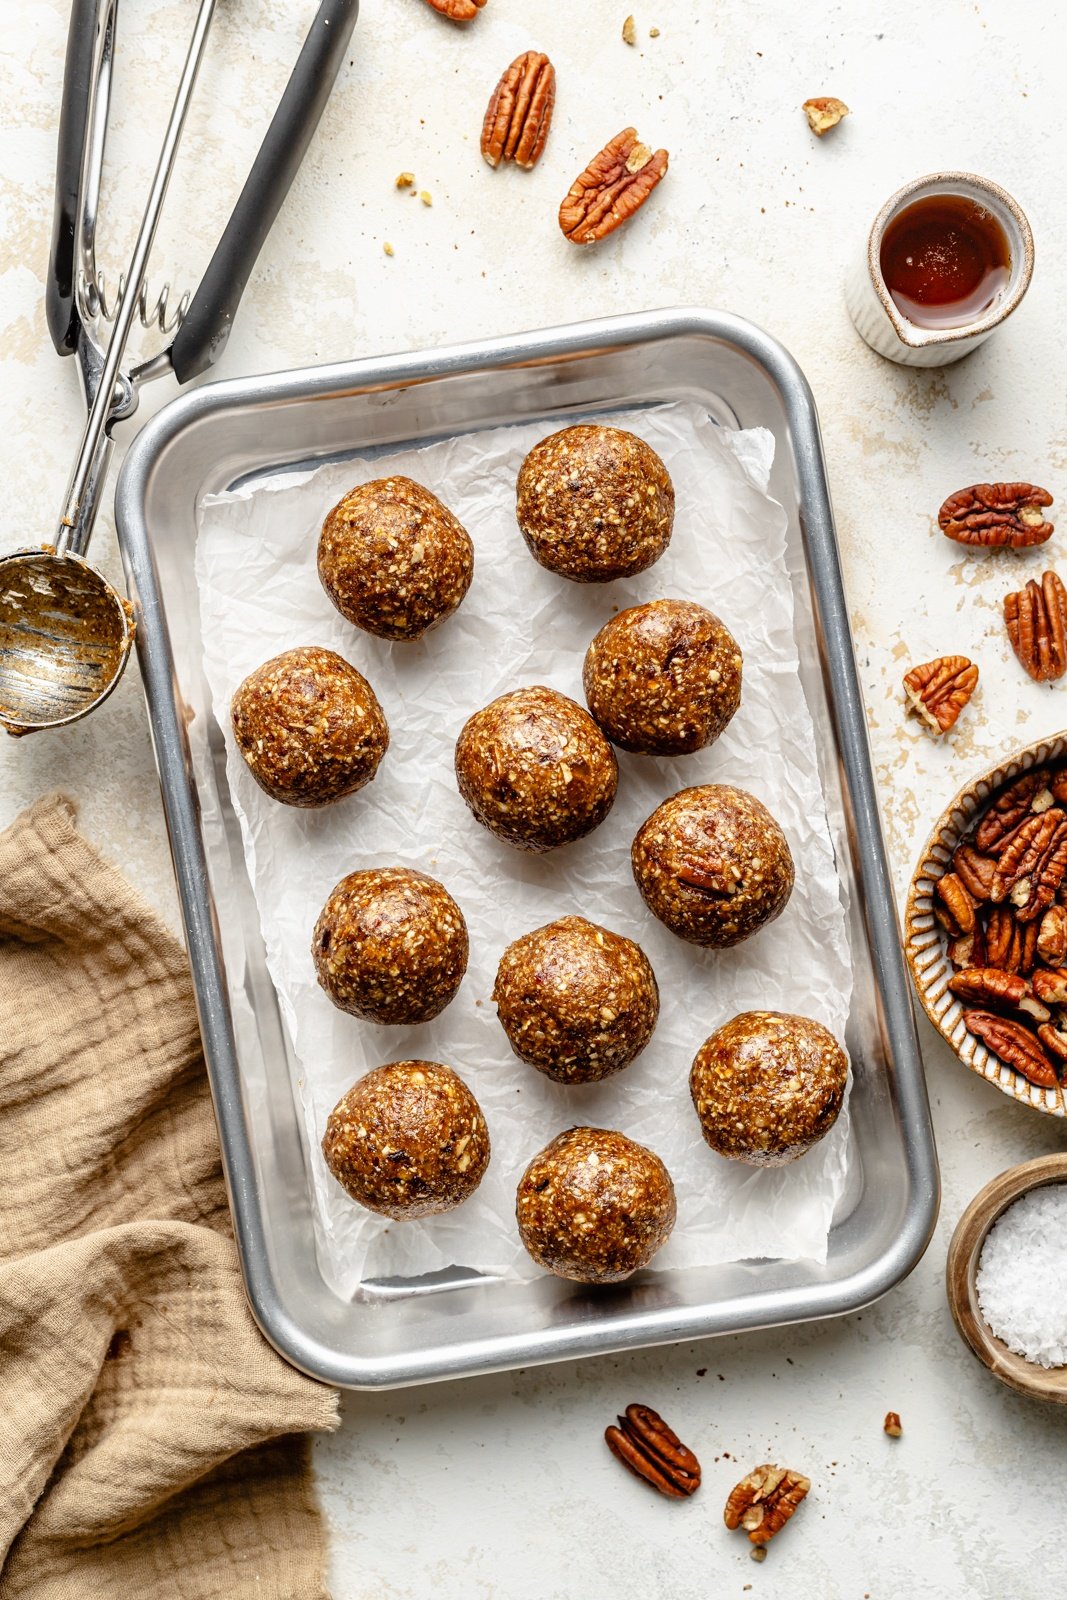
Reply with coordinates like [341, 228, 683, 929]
[879, 193, 1011, 330]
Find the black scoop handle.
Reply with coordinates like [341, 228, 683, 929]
[47, 0, 100, 356]
[170, 0, 360, 384]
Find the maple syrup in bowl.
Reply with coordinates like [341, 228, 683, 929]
[880, 193, 1012, 331]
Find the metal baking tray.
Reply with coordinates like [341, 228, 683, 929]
[116, 308, 940, 1389]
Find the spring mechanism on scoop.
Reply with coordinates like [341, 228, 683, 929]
[77, 267, 191, 336]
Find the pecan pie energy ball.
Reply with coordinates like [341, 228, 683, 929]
[690, 1012, 848, 1167]
[312, 868, 468, 1025]
[322, 1061, 490, 1218]
[583, 599, 743, 755]
[515, 1127, 676, 1283]
[632, 784, 795, 947]
[516, 425, 674, 582]
[230, 646, 388, 807]
[318, 476, 474, 641]
[492, 916, 659, 1084]
[455, 686, 619, 851]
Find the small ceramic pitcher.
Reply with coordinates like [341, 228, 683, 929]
[846, 171, 1034, 367]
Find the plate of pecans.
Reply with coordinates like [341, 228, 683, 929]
[906, 734, 1067, 1116]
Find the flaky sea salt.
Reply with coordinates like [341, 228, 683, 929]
[975, 1184, 1067, 1369]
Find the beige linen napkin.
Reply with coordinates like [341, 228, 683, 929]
[0, 795, 339, 1599]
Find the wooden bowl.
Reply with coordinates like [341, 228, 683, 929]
[946, 1153, 1067, 1403]
[905, 733, 1067, 1117]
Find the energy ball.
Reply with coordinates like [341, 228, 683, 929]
[583, 599, 743, 755]
[515, 1126, 676, 1283]
[318, 476, 474, 641]
[230, 646, 388, 807]
[690, 1011, 848, 1167]
[492, 916, 659, 1084]
[312, 867, 468, 1024]
[455, 686, 618, 852]
[632, 784, 794, 948]
[516, 425, 674, 583]
[322, 1061, 490, 1218]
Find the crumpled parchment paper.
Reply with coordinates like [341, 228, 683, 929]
[195, 403, 853, 1297]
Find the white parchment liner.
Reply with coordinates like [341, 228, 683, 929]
[195, 404, 853, 1297]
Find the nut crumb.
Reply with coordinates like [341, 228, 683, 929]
[803, 96, 850, 135]
[622, 14, 637, 44]
[420, 190, 433, 207]
[750, 1547, 767, 1563]
[395, 171, 415, 188]
[383, 241, 395, 256]
[884, 1410, 903, 1437]
[650, 25, 660, 36]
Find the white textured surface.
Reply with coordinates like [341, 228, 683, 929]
[2, 2, 1067, 1597]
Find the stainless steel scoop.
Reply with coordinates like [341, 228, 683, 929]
[0, 0, 359, 735]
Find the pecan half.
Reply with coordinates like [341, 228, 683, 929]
[903, 656, 978, 734]
[559, 128, 669, 245]
[724, 1464, 810, 1545]
[1004, 570, 1067, 682]
[423, 0, 486, 18]
[984, 907, 1038, 976]
[952, 844, 996, 901]
[481, 52, 555, 170]
[802, 97, 849, 135]
[935, 871, 976, 935]
[1037, 904, 1067, 966]
[948, 967, 1029, 1009]
[964, 1010, 1060, 1088]
[975, 769, 1054, 853]
[1037, 1023, 1067, 1079]
[605, 1404, 701, 1498]
[938, 483, 1054, 548]
[990, 809, 1067, 922]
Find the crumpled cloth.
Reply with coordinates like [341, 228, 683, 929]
[0, 795, 338, 1599]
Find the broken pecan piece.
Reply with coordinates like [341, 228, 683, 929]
[422, 0, 486, 18]
[990, 809, 1067, 922]
[964, 1010, 1060, 1088]
[1037, 904, 1067, 966]
[802, 97, 849, 135]
[938, 482, 1054, 548]
[604, 1403, 701, 1498]
[975, 768, 1054, 853]
[559, 128, 669, 245]
[952, 844, 996, 901]
[1031, 966, 1067, 1005]
[1037, 1023, 1067, 1079]
[948, 967, 1029, 1009]
[1004, 570, 1067, 682]
[724, 1465, 810, 1545]
[903, 656, 978, 734]
[948, 927, 985, 970]
[481, 51, 555, 170]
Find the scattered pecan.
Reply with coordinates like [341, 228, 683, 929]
[903, 656, 978, 735]
[1037, 904, 1067, 966]
[1037, 1023, 1067, 1079]
[1032, 966, 1067, 1005]
[938, 483, 1054, 548]
[422, 0, 486, 18]
[975, 769, 1054, 853]
[559, 127, 669, 245]
[604, 1404, 701, 1498]
[948, 967, 1029, 1009]
[1004, 570, 1067, 682]
[989, 809, 1067, 922]
[952, 844, 996, 901]
[964, 1010, 1060, 1088]
[935, 871, 976, 935]
[724, 1465, 810, 1545]
[884, 1412, 903, 1438]
[481, 51, 555, 170]
[802, 97, 849, 135]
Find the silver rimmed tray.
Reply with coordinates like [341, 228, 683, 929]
[115, 308, 940, 1389]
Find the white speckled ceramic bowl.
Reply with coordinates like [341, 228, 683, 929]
[905, 734, 1067, 1117]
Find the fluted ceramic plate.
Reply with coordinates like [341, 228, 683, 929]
[905, 733, 1067, 1117]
